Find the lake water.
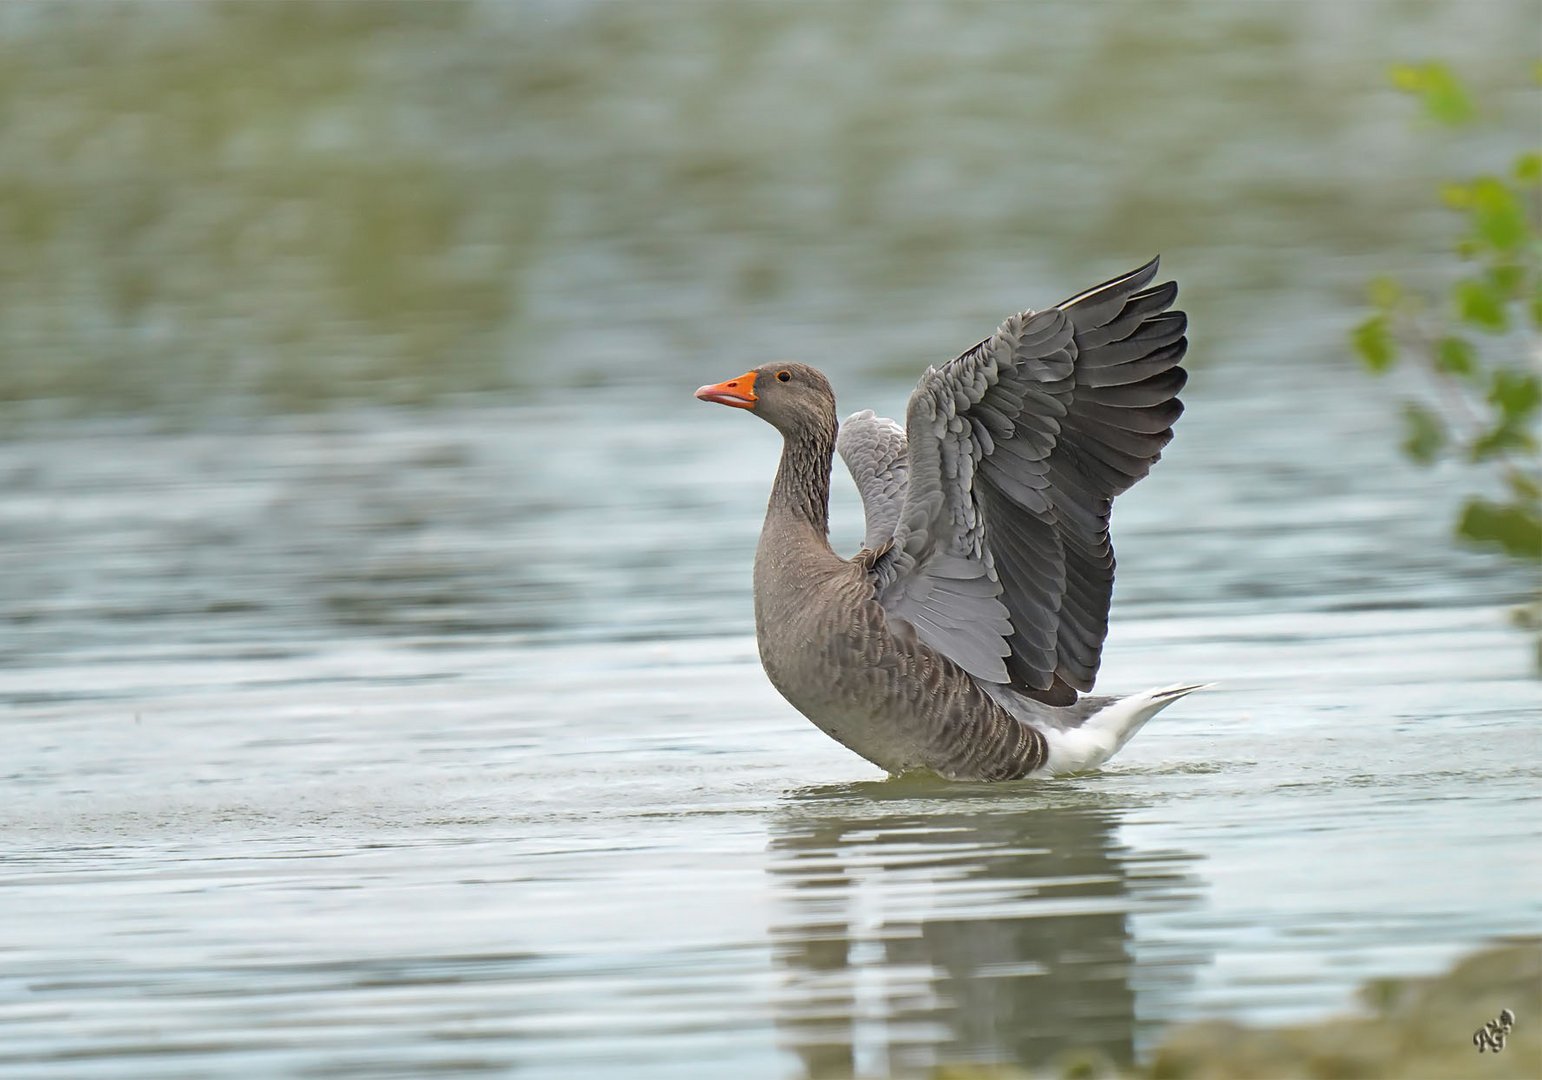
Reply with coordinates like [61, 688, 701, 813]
[3, 356, 1538, 1078]
[1, 2, 1540, 1077]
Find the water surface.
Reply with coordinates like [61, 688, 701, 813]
[1, 2, 1540, 1076]
[3, 358, 1538, 1077]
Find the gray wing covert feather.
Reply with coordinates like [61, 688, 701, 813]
[872, 258, 1189, 704]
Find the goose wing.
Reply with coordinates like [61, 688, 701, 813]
[871, 258, 1188, 705]
[836, 409, 910, 553]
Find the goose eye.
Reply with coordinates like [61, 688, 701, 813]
[776, 370, 792, 383]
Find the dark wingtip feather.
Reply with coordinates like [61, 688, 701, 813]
[1056, 257, 1162, 317]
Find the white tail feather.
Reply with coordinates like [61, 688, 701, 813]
[1038, 683, 1212, 776]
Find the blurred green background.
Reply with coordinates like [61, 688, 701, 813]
[1, 0, 1536, 420]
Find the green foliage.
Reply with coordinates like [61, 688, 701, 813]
[1399, 402, 1446, 464]
[1389, 62, 1477, 126]
[1435, 336, 1476, 377]
[1350, 314, 1398, 372]
[1459, 498, 1542, 559]
[1453, 278, 1510, 331]
[1516, 151, 1542, 185]
[1488, 368, 1541, 421]
[1355, 62, 1541, 655]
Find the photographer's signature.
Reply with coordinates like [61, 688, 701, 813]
[1473, 1008, 1516, 1053]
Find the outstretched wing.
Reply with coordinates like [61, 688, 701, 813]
[873, 258, 1187, 705]
[836, 409, 909, 552]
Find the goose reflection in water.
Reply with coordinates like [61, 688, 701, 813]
[768, 781, 1205, 1078]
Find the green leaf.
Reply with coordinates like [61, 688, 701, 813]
[1457, 497, 1542, 561]
[1389, 62, 1476, 126]
[1488, 369, 1541, 421]
[1468, 177, 1528, 251]
[1507, 469, 1542, 501]
[1440, 182, 1473, 209]
[1435, 336, 1478, 378]
[1516, 151, 1542, 186]
[1532, 293, 1542, 329]
[1367, 275, 1403, 310]
[1352, 315, 1398, 372]
[1455, 278, 1509, 331]
[1487, 263, 1526, 297]
[1400, 401, 1446, 464]
[1471, 422, 1537, 461]
[1389, 63, 1425, 92]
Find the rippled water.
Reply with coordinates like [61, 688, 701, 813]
[3, 356, 1538, 1077]
[3, 1, 1541, 1077]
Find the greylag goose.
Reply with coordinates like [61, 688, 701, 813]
[696, 258, 1203, 781]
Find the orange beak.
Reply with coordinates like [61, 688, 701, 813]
[694, 371, 758, 410]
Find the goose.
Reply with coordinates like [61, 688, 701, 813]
[695, 258, 1203, 781]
